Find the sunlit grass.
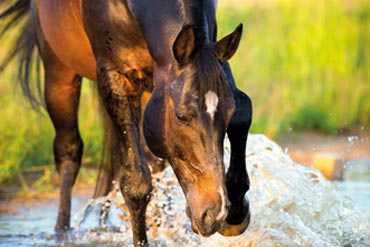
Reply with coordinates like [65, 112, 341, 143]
[0, 64, 102, 186]
[217, 0, 370, 137]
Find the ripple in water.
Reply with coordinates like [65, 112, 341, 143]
[71, 134, 370, 246]
[4, 135, 368, 246]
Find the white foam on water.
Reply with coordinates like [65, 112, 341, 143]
[74, 134, 370, 246]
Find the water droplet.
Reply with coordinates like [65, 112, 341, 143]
[65, 134, 370, 246]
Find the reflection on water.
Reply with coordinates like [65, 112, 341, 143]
[1, 134, 369, 246]
[337, 157, 370, 219]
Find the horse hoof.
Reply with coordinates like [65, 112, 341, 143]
[218, 197, 251, 237]
[218, 208, 250, 236]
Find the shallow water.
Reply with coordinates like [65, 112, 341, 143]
[1, 134, 369, 246]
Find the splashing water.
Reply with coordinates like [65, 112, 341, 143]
[1, 134, 369, 246]
[72, 134, 370, 246]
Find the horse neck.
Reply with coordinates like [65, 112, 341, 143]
[128, 0, 217, 67]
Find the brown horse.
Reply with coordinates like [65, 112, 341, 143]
[0, 0, 252, 245]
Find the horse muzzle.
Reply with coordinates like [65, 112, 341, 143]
[186, 201, 229, 237]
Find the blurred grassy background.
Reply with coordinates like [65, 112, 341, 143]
[0, 65, 103, 188]
[1, 0, 370, 188]
[218, 0, 370, 136]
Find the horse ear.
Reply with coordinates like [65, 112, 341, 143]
[173, 25, 197, 66]
[214, 23, 243, 62]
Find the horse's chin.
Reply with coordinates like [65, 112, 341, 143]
[190, 221, 221, 237]
[186, 206, 222, 237]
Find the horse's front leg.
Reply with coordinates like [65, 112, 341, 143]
[219, 63, 252, 236]
[97, 59, 152, 246]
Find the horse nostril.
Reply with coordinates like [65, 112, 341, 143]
[201, 208, 216, 226]
[202, 210, 210, 225]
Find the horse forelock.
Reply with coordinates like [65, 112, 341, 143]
[192, 47, 227, 100]
[170, 48, 228, 120]
[176, 0, 223, 96]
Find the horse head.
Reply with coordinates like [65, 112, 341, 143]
[144, 24, 243, 236]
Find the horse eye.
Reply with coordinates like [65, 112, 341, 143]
[175, 112, 191, 124]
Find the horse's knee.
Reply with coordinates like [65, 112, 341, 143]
[228, 166, 249, 203]
[120, 165, 152, 208]
[54, 134, 83, 182]
[54, 134, 83, 160]
[53, 134, 83, 231]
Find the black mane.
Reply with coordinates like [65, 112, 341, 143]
[182, 0, 225, 98]
[192, 46, 228, 99]
[181, 0, 207, 44]
[181, 0, 217, 44]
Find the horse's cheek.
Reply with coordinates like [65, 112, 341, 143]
[143, 90, 170, 158]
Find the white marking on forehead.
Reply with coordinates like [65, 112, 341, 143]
[205, 90, 219, 120]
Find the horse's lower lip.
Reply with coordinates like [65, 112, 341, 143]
[194, 227, 220, 237]
[186, 206, 224, 236]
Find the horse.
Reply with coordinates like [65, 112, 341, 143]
[0, 0, 252, 245]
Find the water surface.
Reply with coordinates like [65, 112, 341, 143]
[1, 135, 369, 246]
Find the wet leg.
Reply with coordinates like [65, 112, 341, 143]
[219, 63, 252, 236]
[93, 105, 120, 199]
[42, 51, 83, 231]
[97, 59, 152, 246]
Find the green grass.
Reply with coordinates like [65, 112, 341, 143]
[0, 64, 103, 186]
[217, 0, 370, 137]
[1, 0, 370, 187]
